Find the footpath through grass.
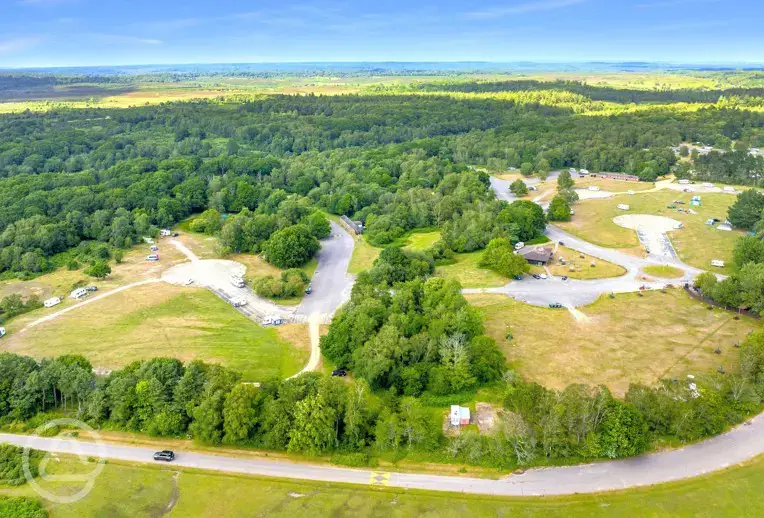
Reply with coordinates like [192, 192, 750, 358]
[2, 453, 762, 517]
[2, 284, 309, 381]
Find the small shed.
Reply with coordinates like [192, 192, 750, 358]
[450, 405, 471, 427]
[340, 215, 364, 235]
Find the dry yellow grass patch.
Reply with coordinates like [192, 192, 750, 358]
[468, 290, 759, 395]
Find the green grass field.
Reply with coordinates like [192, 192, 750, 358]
[468, 289, 759, 395]
[403, 230, 442, 251]
[2, 284, 309, 381]
[434, 251, 509, 288]
[557, 190, 743, 274]
[643, 265, 685, 278]
[1, 453, 762, 517]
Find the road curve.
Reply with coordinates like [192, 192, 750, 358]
[485, 175, 710, 307]
[2, 412, 763, 496]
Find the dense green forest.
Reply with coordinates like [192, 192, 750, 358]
[1, 78, 762, 277]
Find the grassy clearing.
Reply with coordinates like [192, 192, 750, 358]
[2, 453, 763, 517]
[348, 237, 382, 274]
[2, 284, 309, 381]
[644, 265, 686, 278]
[434, 251, 509, 288]
[468, 289, 758, 395]
[557, 190, 742, 274]
[573, 176, 656, 193]
[403, 230, 441, 251]
[544, 244, 627, 279]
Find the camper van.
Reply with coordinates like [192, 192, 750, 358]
[230, 275, 245, 288]
[617, 204, 630, 210]
[0, 327, 6, 338]
[231, 298, 248, 308]
[44, 297, 61, 308]
[678, 179, 691, 185]
[70, 287, 88, 299]
[711, 259, 725, 268]
[146, 254, 159, 261]
[160, 229, 172, 237]
[262, 316, 284, 326]
[588, 186, 600, 192]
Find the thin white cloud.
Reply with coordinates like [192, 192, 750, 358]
[464, 0, 588, 20]
[91, 34, 163, 45]
[647, 19, 729, 31]
[0, 36, 42, 54]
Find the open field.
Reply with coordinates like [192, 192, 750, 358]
[347, 236, 381, 274]
[542, 244, 627, 280]
[1, 452, 763, 517]
[643, 265, 685, 278]
[572, 176, 656, 193]
[468, 289, 759, 395]
[557, 190, 742, 273]
[435, 251, 509, 289]
[2, 284, 309, 381]
[403, 230, 441, 251]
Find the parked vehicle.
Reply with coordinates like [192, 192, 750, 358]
[548, 303, 563, 309]
[229, 275, 245, 288]
[150, 245, 159, 252]
[153, 451, 175, 462]
[173, 233, 179, 237]
[561, 276, 568, 281]
[540, 273, 548, 279]
[305, 284, 313, 295]
[513, 275, 523, 280]
[262, 316, 285, 326]
[185, 278, 194, 285]
[331, 369, 347, 377]
[0, 327, 6, 338]
[146, 254, 159, 261]
[231, 298, 247, 308]
[532, 274, 541, 279]
[70, 287, 89, 299]
[85, 286, 98, 292]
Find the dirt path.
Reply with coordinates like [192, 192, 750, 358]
[16, 278, 163, 334]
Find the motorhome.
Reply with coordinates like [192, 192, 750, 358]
[146, 254, 159, 261]
[44, 297, 61, 308]
[230, 275, 245, 288]
[70, 287, 88, 299]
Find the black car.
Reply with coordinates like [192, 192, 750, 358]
[305, 285, 313, 295]
[561, 276, 568, 281]
[532, 274, 541, 279]
[331, 369, 347, 377]
[153, 450, 175, 462]
[173, 233, 179, 237]
[548, 303, 563, 309]
[513, 275, 523, 281]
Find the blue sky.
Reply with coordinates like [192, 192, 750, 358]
[0, 0, 762, 67]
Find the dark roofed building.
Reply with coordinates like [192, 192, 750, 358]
[518, 246, 553, 265]
[340, 215, 364, 235]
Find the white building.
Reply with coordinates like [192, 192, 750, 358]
[449, 405, 471, 427]
[44, 297, 61, 308]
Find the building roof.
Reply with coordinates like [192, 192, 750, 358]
[518, 246, 553, 263]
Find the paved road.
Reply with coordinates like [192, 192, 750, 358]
[295, 221, 355, 322]
[3, 411, 763, 496]
[484, 178, 710, 307]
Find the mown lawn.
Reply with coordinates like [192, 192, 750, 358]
[643, 265, 686, 278]
[434, 251, 509, 288]
[557, 190, 742, 274]
[2, 284, 309, 381]
[2, 453, 762, 517]
[542, 244, 627, 280]
[403, 230, 441, 251]
[467, 289, 759, 395]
